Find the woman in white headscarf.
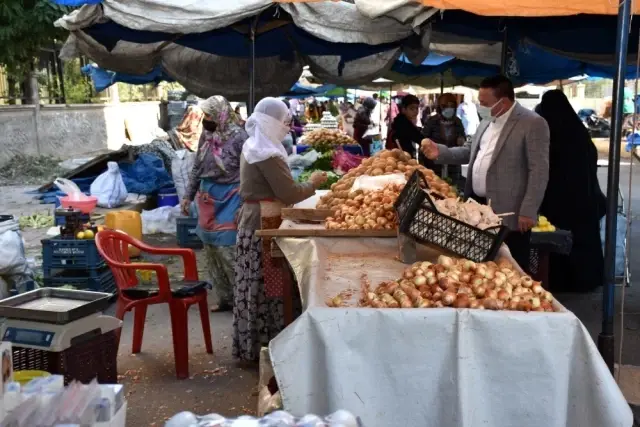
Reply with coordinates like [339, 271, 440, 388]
[233, 97, 327, 362]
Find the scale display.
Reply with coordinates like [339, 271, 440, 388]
[3, 327, 54, 347]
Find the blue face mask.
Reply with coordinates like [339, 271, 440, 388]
[441, 108, 455, 119]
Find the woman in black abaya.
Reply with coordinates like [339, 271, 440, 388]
[536, 90, 606, 293]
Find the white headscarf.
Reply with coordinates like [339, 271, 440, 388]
[242, 97, 291, 164]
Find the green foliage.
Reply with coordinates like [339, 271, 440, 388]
[63, 58, 92, 103]
[0, 0, 69, 77]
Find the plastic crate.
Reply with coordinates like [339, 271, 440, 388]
[394, 170, 509, 263]
[42, 237, 105, 270]
[54, 212, 90, 226]
[177, 217, 203, 249]
[12, 330, 118, 385]
[43, 267, 116, 294]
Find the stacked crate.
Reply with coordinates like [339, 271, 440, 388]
[42, 237, 116, 294]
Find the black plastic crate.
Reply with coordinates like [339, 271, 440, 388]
[394, 170, 509, 262]
[43, 267, 116, 294]
[177, 217, 203, 249]
[54, 213, 90, 226]
[42, 237, 105, 270]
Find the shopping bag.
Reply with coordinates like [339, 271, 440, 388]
[90, 161, 128, 208]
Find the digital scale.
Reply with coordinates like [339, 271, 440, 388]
[0, 288, 121, 352]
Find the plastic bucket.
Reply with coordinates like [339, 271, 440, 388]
[14, 370, 50, 385]
[158, 187, 179, 207]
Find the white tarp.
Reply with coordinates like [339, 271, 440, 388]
[267, 202, 632, 427]
[55, 1, 431, 99]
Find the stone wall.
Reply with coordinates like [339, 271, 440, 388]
[0, 102, 166, 165]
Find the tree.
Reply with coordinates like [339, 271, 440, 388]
[0, 0, 69, 102]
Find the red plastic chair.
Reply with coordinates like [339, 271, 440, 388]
[95, 230, 213, 379]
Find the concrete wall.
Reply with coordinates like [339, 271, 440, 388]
[0, 102, 165, 165]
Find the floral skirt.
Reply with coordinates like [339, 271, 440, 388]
[232, 228, 301, 362]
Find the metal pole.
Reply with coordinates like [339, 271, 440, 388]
[248, 16, 259, 115]
[599, 0, 632, 373]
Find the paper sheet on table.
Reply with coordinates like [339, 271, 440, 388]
[349, 173, 406, 193]
[270, 236, 632, 427]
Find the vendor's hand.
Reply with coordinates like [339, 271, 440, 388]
[518, 216, 536, 233]
[421, 138, 439, 160]
[309, 171, 328, 188]
[180, 199, 191, 216]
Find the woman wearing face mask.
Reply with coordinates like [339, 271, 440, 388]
[421, 93, 466, 182]
[234, 97, 327, 362]
[181, 96, 247, 312]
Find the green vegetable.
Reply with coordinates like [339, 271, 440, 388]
[18, 212, 54, 229]
[297, 170, 340, 190]
[310, 150, 334, 171]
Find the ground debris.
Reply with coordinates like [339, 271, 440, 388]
[0, 154, 64, 185]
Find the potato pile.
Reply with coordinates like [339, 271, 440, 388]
[304, 128, 355, 147]
[351, 255, 556, 312]
[325, 184, 403, 230]
[316, 149, 456, 210]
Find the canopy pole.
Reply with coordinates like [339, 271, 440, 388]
[248, 15, 260, 115]
[599, 0, 633, 373]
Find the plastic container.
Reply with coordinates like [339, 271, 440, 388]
[105, 211, 142, 257]
[43, 266, 116, 294]
[42, 238, 105, 270]
[395, 170, 509, 262]
[59, 195, 98, 214]
[176, 217, 203, 249]
[158, 187, 179, 207]
[13, 370, 50, 386]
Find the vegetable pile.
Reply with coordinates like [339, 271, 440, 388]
[316, 149, 456, 210]
[297, 170, 340, 190]
[328, 255, 557, 312]
[325, 184, 403, 230]
[304, 129, 356, 152]
[19, 213, 54, 229]
[433, 198, 502, 230]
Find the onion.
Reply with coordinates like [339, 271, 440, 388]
[437, 272, 447, 280]
[439, 277, 455, 289]
[413, 276, 427, 286]
[532, 283, 544, 295]
[462, 260, 476, 272]
[458, 286, 473, 296]
[508, 301, 519, 310]
[486, 289, 498, 300]
[494, 271, 507, 281]
[460, 272, 472, 283]
[511, 295, 521, 303]
[492, 277, 505, 287]
[399, 279, 412, 287]
[475, 266, 487, 278]
[412, 268, 425, 276]
[485, 269, 495, 280]
[433, 301, 444, 308]
[541, 301, 553, 312]
[543, 291, 553, 302]
[448, 272, 460, 282]
[432, 292, 443, 301]
[497, 289, 510, 301]
[442, 291, 457, 306]
[376, 217, 388, 226]
[473, 285, 486, 297]
[521, 276, 533, 288]
[425, 270, 435, 279]
[470, 276, 484, 287]
[530, 297, 541, 309]
[483, 298, 499, 310]
[517, 301, 532, 312]
[438, 255, 454, 268]
[427, 276, 437, 286]
[508, 276, 521, 287]
[420, 262, 432, 271]
[403, 270, 414, 279]
[469, 300, 481, 309]
[354, 215, 366, 225]
[454, 296, 470, 308]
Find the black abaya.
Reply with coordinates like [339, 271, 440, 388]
[537, 90, 606, 293]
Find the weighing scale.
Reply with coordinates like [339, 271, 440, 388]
[0, 288, 121, 352]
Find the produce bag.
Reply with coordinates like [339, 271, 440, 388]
[90, 162, 128, 208]
[171, 149, 196, 200]
[332, 149, 365, 174]
[53, 178, 91, 201]
[0, 218, 32, 298]
[141, 205, 181, 234]
[287, 149, 319, 170]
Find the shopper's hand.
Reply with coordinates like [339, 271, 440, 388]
[421, 138, 439, 160]
[309, 171, 328, 188]
[518, 216, 536, 233]
[180, 199, 191, 216]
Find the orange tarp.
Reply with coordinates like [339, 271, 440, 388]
[416, 0, 638, 16]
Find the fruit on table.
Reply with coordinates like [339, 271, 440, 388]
[76, 231, 85, 239]
[532, 216, 556, 232]
[84, 229, 95, 239]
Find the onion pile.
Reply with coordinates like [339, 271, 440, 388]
[304, 128, 355, 147]
[355, 255, 557, 312]
[434, 197, 502, 230]
[316, 149, 455, 210]
[324, 184, 403, 230]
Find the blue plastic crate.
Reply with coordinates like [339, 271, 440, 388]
[42, 237, 105, 270]
[43, 267, 116, 294]
[54, 213, 90, 226]
[176, 217, 203, 249]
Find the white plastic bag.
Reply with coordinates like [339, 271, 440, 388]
[90, 162, 128, 208]
[142, 205, 182, 234]
[54, 178, 90, 201]
[350, 173, 406, 193]
[0, 219, 29, 278]
[171, 149, 195, 201]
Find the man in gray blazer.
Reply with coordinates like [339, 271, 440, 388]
[422, 75, 550, 270]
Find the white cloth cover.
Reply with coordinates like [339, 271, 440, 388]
[54, 1, 431, 99]
[269, 232, 633, 427]
[90, 161, 128, 208]
[243, 98, 290, 164]
[171, 149, 196, 200]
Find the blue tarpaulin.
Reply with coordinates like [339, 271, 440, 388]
[118, 154, 173, 195]
[82, 64, 173, 92]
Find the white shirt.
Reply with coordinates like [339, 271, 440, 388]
[471, 102, 516, 197]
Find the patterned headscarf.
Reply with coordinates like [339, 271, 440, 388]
[198, 96, 243, 172]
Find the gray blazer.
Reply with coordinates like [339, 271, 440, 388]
[434, 103, 550, 230]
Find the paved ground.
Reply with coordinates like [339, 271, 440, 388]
[3, 153, 640, 423]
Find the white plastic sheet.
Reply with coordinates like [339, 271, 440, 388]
[269, 234, 632, 427]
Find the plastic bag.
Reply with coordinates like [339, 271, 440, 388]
[165, 409, 361, 427]
[90, 162, 128, 208]
[171, 150, 196, 200]
[141, 206, 182, 235]
[287, 149, 319, 170]
[332, 149, 365, 175]
[54, 178, 90, 201]
[350, 173, 406, 193]
[0, 219, 30, 277]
